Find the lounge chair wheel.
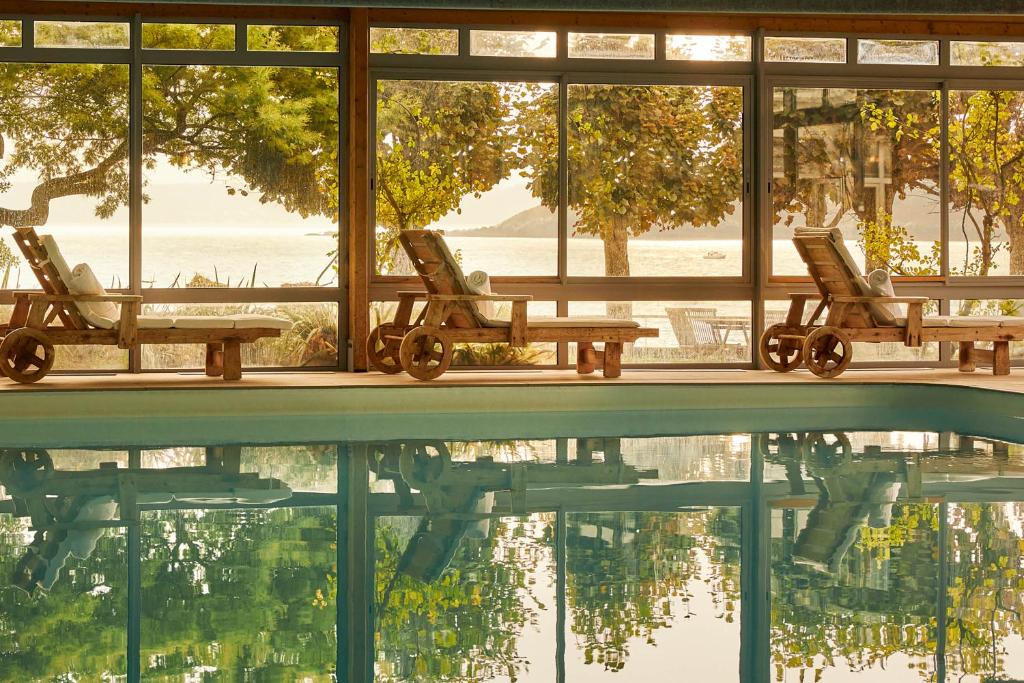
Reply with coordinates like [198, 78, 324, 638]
[759, 324, 804, 372]
[399, 325, 454, 381]
[803, 432, 853, 464]
[802, 326, 853, 379]
[398, 441, 452, 489]
[0, 328, 55, 384]
[0, 448, 54, 492]
[367, 325, 403, 374]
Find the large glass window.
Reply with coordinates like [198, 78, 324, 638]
[772, 87, 941, 278]
[374, 79, 557, 276]
[141, 64, 338, 289]
[565, 84, 744, 278]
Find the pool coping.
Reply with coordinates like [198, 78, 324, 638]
[1, 378, 1022, 448]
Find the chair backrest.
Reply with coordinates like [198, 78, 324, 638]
[666, 307, 720, 348]
[791, 227, 874, 328]
[10, 227, 89, 329]
[398, 230, 491, 329]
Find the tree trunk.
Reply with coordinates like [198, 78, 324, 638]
[603, 215, 632, 319]
[1006, 208, 1024, 276]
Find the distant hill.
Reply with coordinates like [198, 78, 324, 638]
[455, 204, 744, 240]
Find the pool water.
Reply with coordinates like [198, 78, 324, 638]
[1, 429, 1023, 682]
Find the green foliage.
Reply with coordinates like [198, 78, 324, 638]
[520, 85, 744, 277]
[373, 516, 542, 682]
[566, 510, 741, 672]
[450, 342, 549, 366]
[374, 80, 517, 273]
[0, 23, 338, 232]
[949, 89, 1024, 276]
[0, 518, 128, 681]
[140, 506, 337, 681]
[857, 212, 941, 276]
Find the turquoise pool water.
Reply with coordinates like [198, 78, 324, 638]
[1, 385, 1024, 681]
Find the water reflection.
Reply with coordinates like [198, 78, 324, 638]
[0, 432, 1022, 681]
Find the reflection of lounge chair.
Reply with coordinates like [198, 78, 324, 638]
[759, 227, 1024, 377]
[367, 230, 658, 379]
[1, 447, 291, 593]
[374, 439, 657, 584]
[665, 307, 721, 353]
[0, 227, 292, 383]
[793, 468, 902, 573]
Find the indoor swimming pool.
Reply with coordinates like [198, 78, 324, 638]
[2, 404, 1024, 682]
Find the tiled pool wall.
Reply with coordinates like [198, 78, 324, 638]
[0, 382, 1021, 447]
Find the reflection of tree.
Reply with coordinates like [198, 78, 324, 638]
[374, 515, 550, 682]
[565, 510, 741, 672]
[773, 88, 940, 274]
[140, 507, 337, 681]
[945, 503, 1024, 681]
[0, 514, 128, 681]
[771, 503, 939, 681]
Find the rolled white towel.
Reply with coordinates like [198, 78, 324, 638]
[67, 263, 120, 329]
[465, 270, 495, 319]
[864, 268, 903, 325]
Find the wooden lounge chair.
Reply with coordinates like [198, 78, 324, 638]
[759, 227, 1024, 378]
[368, 229, 659, 380]
[0, 227, 292, 383]
[665, 307, 722, 354]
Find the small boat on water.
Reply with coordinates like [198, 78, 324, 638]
[703, 250, 726, 260]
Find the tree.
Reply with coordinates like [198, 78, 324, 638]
[0, 24, 338, 239]
[520, 84, 745, 279]
[373, 79, 519, 274]
[949, 90, 1024, 277]
[773, 88, 941, 275]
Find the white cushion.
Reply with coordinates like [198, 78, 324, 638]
[864, 269, 903, 326]
[526, 317, 639, 328]
[906, 316, 999, 328]
[134, 316, 175, 330]
[171, 316, 235, 329]
[38, 234, 75, 284]
[227, 314, 292, 330]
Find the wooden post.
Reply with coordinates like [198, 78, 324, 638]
[510, 300, 528, 347]
[958, 341, 975, 373]
[9, 295, 29, 328]
[603, 342, 622, 378]
[576, 341, 596, 374]
[904, 303, 922, 347]
[205, 342, 224, 377]
[223, 339, 242, 381]
[348, 9, 370, 371]
[117, 300, 139, 349]
[993, 341, 1010, 376]
[26, 300, 47, 329]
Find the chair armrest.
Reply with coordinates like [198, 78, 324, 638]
[786, 293, 822, 300]
[832, 296, 929, 304]
[427, 294, 533, 302]
[16, 292, 144, 303]
[395, 290, 428, 299]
